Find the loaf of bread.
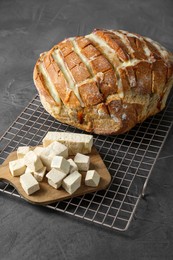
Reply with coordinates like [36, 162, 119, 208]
[33, 29, 173, 135]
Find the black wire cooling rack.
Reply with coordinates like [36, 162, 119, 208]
[0, 92, 173, 231]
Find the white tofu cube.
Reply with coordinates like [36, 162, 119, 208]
[9, 159, 26, 177]
[46, 168, 66, 189]
[51, 156, 70, 175]
[17, 146, 31, 159]
[39, 154, 52, 171]
[24, 151, 43, 172]
[74, 153, 90, 171]
[62, 171, 82, 194]
[40, 141, 68, 171]
[67, 158, 78, 173]
[42, 132, 93, 155]
[33, 146, 44, 157]
[20, 172, 40, 195]
[85, 170, 100, 187]
[42, 141, 68, 158]
[33, 166, 47, 182]
[25, 167, 33, 174]
[47, 179, 59, 189]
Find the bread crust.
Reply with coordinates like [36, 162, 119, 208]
[33, 29, 173, 135]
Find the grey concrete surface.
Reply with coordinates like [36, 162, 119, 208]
[0, 0, 173, 259]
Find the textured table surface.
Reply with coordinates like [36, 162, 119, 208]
[0, 0, 173, 259]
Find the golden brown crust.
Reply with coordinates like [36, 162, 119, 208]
[134, 61, 152, 94]
[78, 81, 103, 106]
[98, 69, 118, 98]
[94, 30, 130, 61]
[33, 63, 58, 108]
[33, 29, 173, 135]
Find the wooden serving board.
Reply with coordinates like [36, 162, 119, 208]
[0, 147, 111, 205]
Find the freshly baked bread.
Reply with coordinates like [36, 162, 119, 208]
[33, 29, 173, 135]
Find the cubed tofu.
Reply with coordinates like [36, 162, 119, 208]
[85, 170, 100, 187]
[17, 146, 31, 159]
[33, 166, 47, 182]
[51, 156, 70, 175]
[42, 141, 68, 158]
[74, 153, 90, 171]
[25, 166, 46, 181]
[20, 172, 40, 195]
[24, 151, 43, 172]
[46, 168, 66, 189]
[40, 141, 68, 171]
[42, 132, 93, 155]
[9, 159, 26, 177]
[47, 179, 59, 189]
[67, 158, 78, 173]
[62, 171, 82, 194]
[25, 167, 32, 174]
[39, 154, 52, 172]
[33, 146, 44, 157]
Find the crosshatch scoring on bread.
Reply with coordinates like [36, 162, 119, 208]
[33, 29, 173, 135]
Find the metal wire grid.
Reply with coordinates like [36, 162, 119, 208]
[0, 92, 173, 231]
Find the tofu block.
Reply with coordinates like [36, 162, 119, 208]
[51, 156, 70, 175]
[25, 166, 46, 181]
[40, 141, 68, 170]
[17, 146, 31, 159]
[24, 151, 43, 172]
[42, 132, 93, 155]
[42, 141, 68, 159]
[74, 153, 90, 171]
[9, 159, 26, 177]
[85, 170, 100, 187]
[46, 168, 66, 189]
[33, 146, 44, 157]
[33, 166, 47, 182]
[47, 179, 59, 189]
[20, 172, 40, 195]
[62, 171, 82, 194]
[39, 154, 52, 172]
[25, 167, 32, 174]
[67, 158, 78, 173]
